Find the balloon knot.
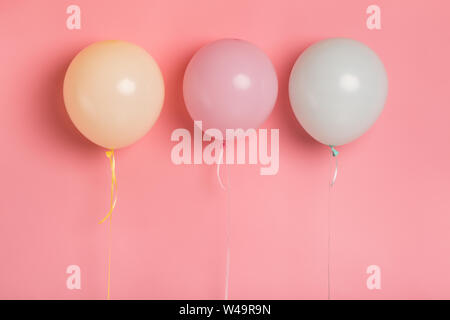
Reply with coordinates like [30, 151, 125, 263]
[329, 145, 339, 157]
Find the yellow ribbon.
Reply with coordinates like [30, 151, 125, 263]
[99, 150, 117, 224]
[99, 149, 117, 300]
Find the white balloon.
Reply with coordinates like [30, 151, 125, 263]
[289, 38, 388, 146]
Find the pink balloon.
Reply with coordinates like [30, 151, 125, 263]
[183, 39, 278, 137]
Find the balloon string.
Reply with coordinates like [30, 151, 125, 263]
[216, 142, 231, 299]
[106, 212, 112, 300]
[224, 158, 231, 300]
[99, 149, 117, 300]
[328, 146, 338, 300]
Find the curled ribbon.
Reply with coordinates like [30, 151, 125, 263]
[99, 150, 117, 224]
[99, 149, 117, 300]
[216, 144, 226, 190]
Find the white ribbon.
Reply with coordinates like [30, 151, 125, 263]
[328, 149, 338, 300]
[330, 156, 338, 186]
[216, 146, 226, 190]
[216, 143, 231, 299]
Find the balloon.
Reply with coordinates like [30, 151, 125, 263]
[289, 38, 388, 146]
[64, 40, 165, 149]
[183, 39, 278, 137]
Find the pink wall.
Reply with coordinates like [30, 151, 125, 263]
[0, 0, 449, 299]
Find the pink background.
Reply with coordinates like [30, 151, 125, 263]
[1, 0, 449, 299]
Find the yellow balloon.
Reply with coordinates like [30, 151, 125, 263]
[63, 40, 165, 149]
